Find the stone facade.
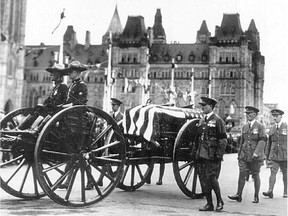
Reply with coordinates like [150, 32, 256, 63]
[0, 0, 27, 113]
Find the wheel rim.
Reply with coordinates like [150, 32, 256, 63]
[173, 119, 202, 198]
[34, 106, 126, 207]
[0, 108, 45, 199]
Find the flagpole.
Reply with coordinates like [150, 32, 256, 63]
[190, 67, 195, 105]
[142, 49, 150, 105]
[208, 64, 212, 98]
[104, 31, 113, 112]
[169, 58, 175, 104]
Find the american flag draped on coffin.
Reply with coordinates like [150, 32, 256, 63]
[123, 104, 203, 143]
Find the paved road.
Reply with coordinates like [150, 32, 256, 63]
[1, 153, 287, 216]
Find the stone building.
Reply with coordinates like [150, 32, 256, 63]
[0, 0, 27, 113]
[23, 7, 265, 130]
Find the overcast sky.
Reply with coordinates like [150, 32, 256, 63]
[25, 0, 288, 117]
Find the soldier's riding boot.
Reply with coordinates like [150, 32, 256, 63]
[263, 172, 275, 198]
[212, 178, 224, 211]
[156, 163, 165, 185]
[253, 174, 260, 203]
[17, 114, 37, 130]
[283, 170, 287, 198]
[199, 192, 214, 211]
[85, 166, 94, 190]
[228, 172, 245, 202]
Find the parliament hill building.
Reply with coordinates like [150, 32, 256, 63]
[2, 5, 266, 130]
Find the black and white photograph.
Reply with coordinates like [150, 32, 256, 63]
[0, 0, 287, 215]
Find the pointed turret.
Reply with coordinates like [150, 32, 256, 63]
[245, 19, 260, 51]
[63, 25, 78, 50]
[152, 9, 166, 44]
[196, 20, 211, 43]
[215, 13, 243, 41]
[102, 6, 123, 44]
[247, 19, 258, 33]
[119, 16, 148, 47]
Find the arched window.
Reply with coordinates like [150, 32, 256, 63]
[229, 100, 237, 115]
[218, 100, 226, 117]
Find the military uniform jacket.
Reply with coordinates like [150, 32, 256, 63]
[267, 122, 287, 161]
[110, 111, 123, 123]
[195, 113, 227, 160]
[66, 78, 88, 105]
[43, 83, 68, 109]
[238, 120, 266, 162]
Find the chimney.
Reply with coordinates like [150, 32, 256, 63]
[84, 31, 91, 50]
[70, 32, 78, 50]
[147, 27, 154, 46]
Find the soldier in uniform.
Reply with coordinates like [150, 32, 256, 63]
[17, 63, 69, 130]
[110, 98, 123, 122]
[95, 98, 124, 187]
[193, 97, 227, 212]
[57, 61, 90, 189]
[1, 64, 69, 162]
[263, 109, 287, 198]
[228, 106, 266, 203]
[62, 61, 88, 107]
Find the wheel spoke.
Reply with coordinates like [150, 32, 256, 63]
[86, 166, 103, 196]
[179, 160, 194, 171]
[80, 167, 85, 202]
[183, 164, 193, 185]
[0, 154, 24, 168]
[130, 165, 135, 187]
[91, 125, 112, 147]
[45, 161, 66, 174]
[91, 140, 121, 154]
[120, 164, 129, 184]
[32, 166, 40, 195]
[19, 164, 31, 193]
[5, 158, 26, 184]
[65, 167, 78, 201]
[135, 164, 144, 182]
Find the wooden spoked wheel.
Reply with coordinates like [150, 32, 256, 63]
[105, 123, 154, 192]
[0, 108, 46, 199]
[34, 106, 126, 207]
[173, 119, 202, 198]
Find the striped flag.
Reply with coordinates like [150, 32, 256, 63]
[123, 104, 203, 142]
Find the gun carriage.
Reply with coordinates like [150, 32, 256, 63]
[0, 104, 203, 207]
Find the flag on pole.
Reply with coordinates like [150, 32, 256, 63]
[171, 63, 178, 69]
[52, 9, 65, 34]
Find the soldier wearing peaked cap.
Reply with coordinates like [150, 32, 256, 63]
[263, 108, 287, 198]
[110, 98, 123, 122]
[191, 97, 227, 211]
[229, 106, 266, 203]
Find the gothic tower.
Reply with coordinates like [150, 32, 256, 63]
[196, 20, 211, 43]
[102, 5, 123, 44]
[0, 0, 27, 113]
[152, 9, 166, 44]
